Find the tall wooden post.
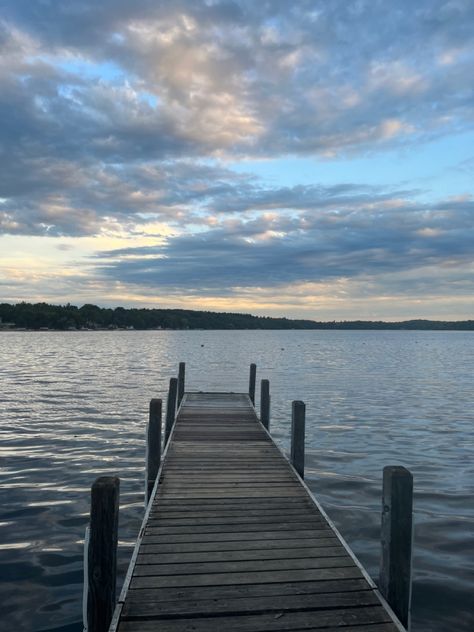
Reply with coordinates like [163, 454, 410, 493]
[146, 398, 162, 503]
[291, 400, 305, 479]
[380, 466, 413, 630]
[260, 379, 270, 430]
[165, 377, 178, 446]
[249, 363, 256, 405]
[177, 362, 185, 406]
[86, 476, 119, 632]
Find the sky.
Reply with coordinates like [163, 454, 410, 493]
[0, 0, 473, 320]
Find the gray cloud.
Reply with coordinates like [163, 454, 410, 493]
[1, 2, 474, 224]
[1, 1, 474, 170]
[95, 195, 474, 294]
[0, 147, 423, 237]
[0, 159, 255, 235]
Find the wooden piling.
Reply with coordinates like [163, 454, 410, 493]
[177, 362, 185, 406]
[380, 465, 413, 629]
[146, 398, 162, 503]
[86, 476, 119, 632]
[260, 378, 270, 430]
[291, 400, 305, 479]
[165, 377, 178, 446]
[249, 363, 256, 405]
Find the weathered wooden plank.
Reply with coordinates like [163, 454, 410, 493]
[138, 537, 340, 554]
[137, 544, 343, 564]
[159, 481, 301, 488]
[130, 565, 365, 589]
[163, 465, 286, 470]
[144, 523, 332, 544]
[122, 588, 378, 619]
[173, 434, 269, 440]
[145, 521, 327, 535]
[156, 486, 304, 494]
[165, 457, 281, 462]
[165, 454, 288, 460]
[118, 605, 391, 631]
[164, 463, 285, 467]
[145, 515, 325, 528]
[164, 464, 288, 469]
[166, 448, 283, 454]
[302, 626, 397, 632]
[150, 503, 313, 515]
[149, 509, 318, 521]
[154, 491, 307, 498]
[134, 555, 354, 577]
[158, 472, 296, 479]
[167, 447, 278, 453]
[164, 458, 285, 463]
[125, 578, 371, 604]
[167, 446, 280, 452]
[150, 501, 313, 511]
[156, 490, 303, 497]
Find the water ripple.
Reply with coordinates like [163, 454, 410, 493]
[0, 330, 473, 631]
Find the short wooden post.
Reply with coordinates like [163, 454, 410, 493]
[86, 476, 120, 632]
[260, 379, 270, 430]
[291, 400, 305, 479]
[165, 377, 178, 446]
[380, 466, 413, 629]
[177, 362, 185, 406]
[249, 363, 256, 405]
[146, 398, 162, 503]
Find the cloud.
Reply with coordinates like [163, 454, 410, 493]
[0, 159, 256, 236]
[95, 192, 474, 296]
[1, 145, 423, 237]
[2, 2, 474, 206]
[0, 2, 473, 317]
[1, 1, 474, 170]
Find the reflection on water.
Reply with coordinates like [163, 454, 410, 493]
[0, 330, 473, 631]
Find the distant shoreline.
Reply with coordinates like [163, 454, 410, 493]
[1, 301, 473, 331]
[1, 327, 473, 332]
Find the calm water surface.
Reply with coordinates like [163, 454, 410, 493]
[0, 330, 473, 631]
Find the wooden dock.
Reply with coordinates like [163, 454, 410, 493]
[106, 390, 406, 632]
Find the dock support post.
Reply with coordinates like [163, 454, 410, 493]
[291, 400, 305, 479]
[178, 362, 185, 406]
[86, 476, 119, 632]
[146, 398, 162, 503]
[379, 466, 413, 630]
[260, 379, 270, 430]
[249, 363, 256, 405]
[165, 377, 178, 446]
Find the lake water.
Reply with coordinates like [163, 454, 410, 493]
[0, 330, 473, 631]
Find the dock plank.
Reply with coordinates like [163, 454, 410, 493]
[122, 589, 379, 618]
[119, 605, 392, 631]
[113, 391, 403, 632]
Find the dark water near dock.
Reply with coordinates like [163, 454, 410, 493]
[0, 330, 473, 631]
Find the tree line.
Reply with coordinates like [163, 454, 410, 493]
[0, 302, 472, 330]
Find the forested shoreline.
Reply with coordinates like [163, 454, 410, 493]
[0, 302, 472, 331]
